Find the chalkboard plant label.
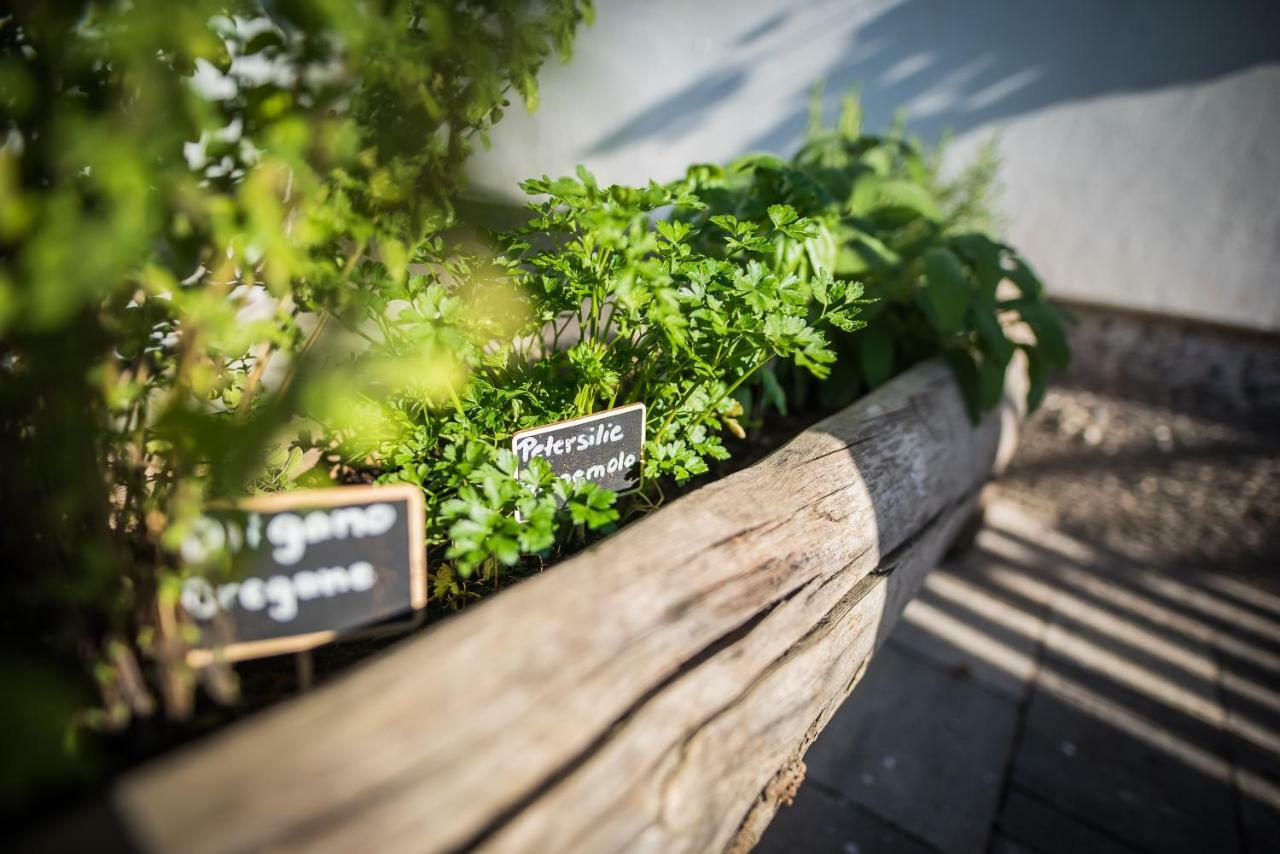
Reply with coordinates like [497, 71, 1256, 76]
[178, 484, 426, 665]
[512, 402, 646, 495]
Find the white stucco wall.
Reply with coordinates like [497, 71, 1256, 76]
[469, 0, 1280, 332]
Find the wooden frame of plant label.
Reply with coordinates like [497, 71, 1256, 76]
[180, 483, 426, 666]
[510, 401, 646, 495]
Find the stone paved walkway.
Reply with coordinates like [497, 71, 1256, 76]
[757, 501, 1280, 854]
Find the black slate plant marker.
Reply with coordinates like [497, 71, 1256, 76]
[178, 484, 426, 665]
[511, 402, 646, 495]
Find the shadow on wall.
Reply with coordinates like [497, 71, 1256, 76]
[589, 0, 1280, 157]
[590, 69, 748, 155]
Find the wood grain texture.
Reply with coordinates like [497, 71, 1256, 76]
[111, 359, 1024, 854]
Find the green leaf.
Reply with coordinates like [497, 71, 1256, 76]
[243, 29, 286, 56]
[874, 179, 939, 221]
[945, 349, 1002, 423]
[1005, 253, 1045, 299]
[1027, 303, 1070, 369]
[709, 214, 740, 235]
[951, 234, 1003, 301]
[656, 219, 692, 245]
[575, 164, 598, 191]
[977, 356, 1006, 411]
[847, 171, 881, 216]
[837, 88, 862, 140]
[811, 268, 831, 306]
[920, 247, 972, 335]
[1023, 345, 1050, 412]
[837, 232, 901, 275]
[779, 219, 819, 240]
[825, 310, 865, 332]
[511, 69, 540, 113]
[970, 303, 1015, 367]
[767, 204, 798, 228]
[861, 146, 892, 177]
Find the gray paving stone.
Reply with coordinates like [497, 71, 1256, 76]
[1219, 646, 1280, 854]
[1036, 543, 1280, 853]
[761, 504, 1262, 854]
[889, 548, 1050, 701]
[801, 645, 1019, 854]
[994, 787, 1145, 854]
[989, 508, 1244, 852]
[985, 833, 1039, 854]
[756, 783, 938, 854]
[1009, 646, 1239, 854]
[1038, 605, 1225, 751]
[1218, 637, 1280, 853]
[1237, 778, 1280, 854]
[1202, 572, 1280, 842]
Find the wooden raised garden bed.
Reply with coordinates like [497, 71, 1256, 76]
[78, 358, 1024, 853]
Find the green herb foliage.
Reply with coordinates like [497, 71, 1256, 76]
[328, 168, 866, 583]
[682, 88, 1069, 420]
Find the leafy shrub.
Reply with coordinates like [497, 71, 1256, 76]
[681, 89, 1069, 420]
[328, 169, 866, 583]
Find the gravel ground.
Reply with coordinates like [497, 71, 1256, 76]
[996, 382, 1280, 586]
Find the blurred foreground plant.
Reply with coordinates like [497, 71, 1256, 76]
[0, 0, 589, 804]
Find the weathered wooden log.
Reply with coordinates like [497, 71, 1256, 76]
[104, 358, 1023, 853]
